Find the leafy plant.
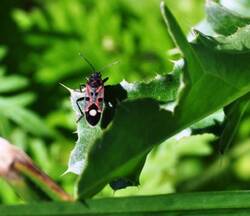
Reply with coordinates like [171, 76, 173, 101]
[0, 47, 54, 138]
[64, 0, 250, 200]
[0, 0, 250, 215]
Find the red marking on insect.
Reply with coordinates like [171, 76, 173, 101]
[81, 72, 108, 126]
[76, 54, 115, 126]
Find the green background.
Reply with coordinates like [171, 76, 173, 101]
[0, 0, 250, 204]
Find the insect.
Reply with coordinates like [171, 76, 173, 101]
[76, 54, 117, 126]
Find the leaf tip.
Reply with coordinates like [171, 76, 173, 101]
[61, 170, 69, 177]
[160, 1, 166, 18]
[160, 1, 165, 11]
[60, 83, 73, 93]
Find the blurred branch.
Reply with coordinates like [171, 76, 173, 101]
[0, 137, 73, 202]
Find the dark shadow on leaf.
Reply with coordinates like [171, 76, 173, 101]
[101, 84, 128, 129]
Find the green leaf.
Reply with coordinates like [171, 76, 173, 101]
[63, 86, 103, 175]
[0, 93, 35, 107]
[75, 2, 250, 198]
[2, 191, 250, 215]
[206, 1, 250, 36]
[219, 93, 250, 154]
[0, 98, 54, 137]
[195, 25, 250, 53]
[160, 2, 204, 82]
[0, 75, 28, 93]
[221, 0, 250, 17]
[0, 46, 7, 60]
[191, 109, 225, 130]
[66, 118, 102, 175]
[172, 133, 214, 156]
[194, 1, 250, 53]
[121, 60, 183, 102]
[214, 25, 250, 52]
[65, 60, 182, 176]
[160, 1, 250, 135]
[77, 99, 173, 197]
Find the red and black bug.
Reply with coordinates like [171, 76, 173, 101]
[76, 54, 109, 126]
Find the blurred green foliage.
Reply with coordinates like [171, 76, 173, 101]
[1, 0, 250, 205]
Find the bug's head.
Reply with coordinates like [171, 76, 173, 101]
[78, 53, 111, 88]
[89, 72, 102, 81]
[87, 72, 102, 88]
[87, 72, 108, 88]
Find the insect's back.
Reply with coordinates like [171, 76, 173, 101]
[83, 72, 106, 126]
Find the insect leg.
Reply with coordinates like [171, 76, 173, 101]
[76, 115, 84, 123]
[76, 97, 85, 122]
[103, 77, 109, 83]
[79, 84, 86, 92]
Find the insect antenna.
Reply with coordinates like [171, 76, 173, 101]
[98, 60, 120, 73]
[79, 52, 96, 72]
